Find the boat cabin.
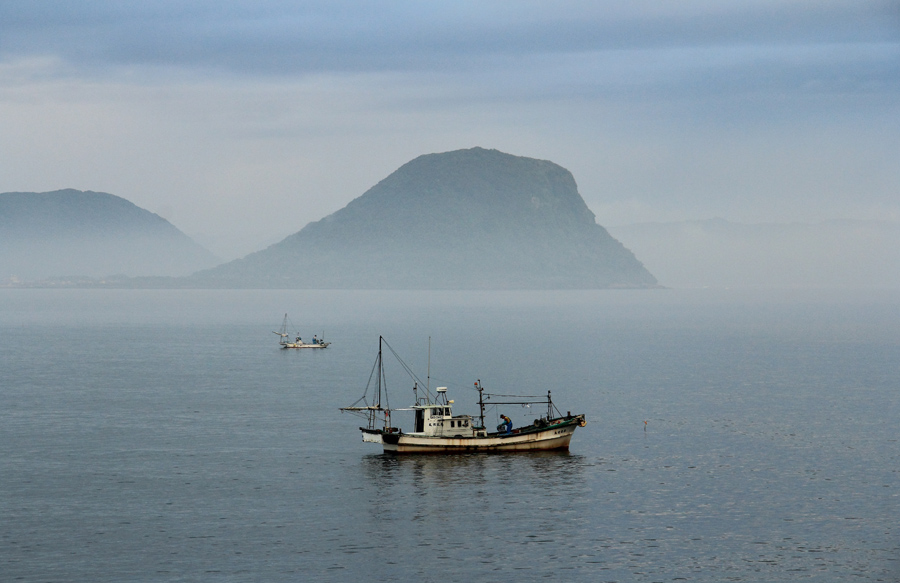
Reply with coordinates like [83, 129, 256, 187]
[411, 387, 479, 437]
[412, 405, 476, 437]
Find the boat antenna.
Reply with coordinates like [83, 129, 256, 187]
[476, 380, 485, 430]
[427, 336, 431, 395]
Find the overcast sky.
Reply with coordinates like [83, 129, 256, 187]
[2, 1, 898, 258]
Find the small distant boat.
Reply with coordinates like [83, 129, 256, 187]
[340, 337, 586, 453]
[273, 314, 331, 349]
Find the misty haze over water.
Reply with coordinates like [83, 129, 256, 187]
[5, 186, 898, 290]
[1, 288, 897, 581]
[608, 219, 900, 290]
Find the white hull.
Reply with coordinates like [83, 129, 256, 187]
[281, 342, 330, 349]
[363, 416, 584, 454]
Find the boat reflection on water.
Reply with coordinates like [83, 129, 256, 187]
[356, 451, 591, 527]
[362, 450, 587, 482]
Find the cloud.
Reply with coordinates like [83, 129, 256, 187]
[2, 1, 897, 76]
[3, 2, 897, 114]
[1, 1, 896, 127]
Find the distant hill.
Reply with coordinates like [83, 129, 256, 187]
[608, 218, 900, 289]
[0, 189, 219, 281]
[192, 148, 657, 289]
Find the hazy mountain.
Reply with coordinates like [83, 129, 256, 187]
[0, 189, 219, 281]
[608, 218, 900, 289]
[192, 147, 657, 289]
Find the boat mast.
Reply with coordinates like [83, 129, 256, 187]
[376, 336, 383, 409]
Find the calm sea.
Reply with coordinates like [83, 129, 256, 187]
[1, 289, 897, 582]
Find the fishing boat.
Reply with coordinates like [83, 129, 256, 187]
[273, 314, 331, 349]
[340, 337, 586, 453]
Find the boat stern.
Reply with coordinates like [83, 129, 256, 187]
[360, 428, 383, 444]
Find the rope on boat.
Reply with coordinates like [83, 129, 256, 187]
[342, 349, 384, 411]
[381, 339, 426, 389]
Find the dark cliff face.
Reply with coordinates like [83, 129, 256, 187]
[0, 189, 219, 279]
[196, 148, 657, 288]
[318, 147, 599, 243]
